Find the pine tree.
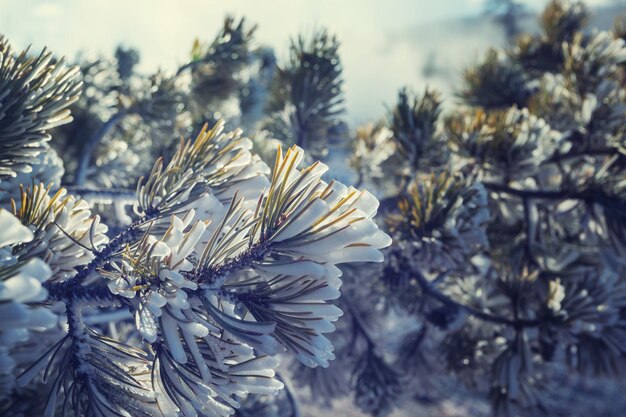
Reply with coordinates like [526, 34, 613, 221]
[331, 1, 626, 416]
[0, 22, 389, 416]
[3, 2, 626, 416]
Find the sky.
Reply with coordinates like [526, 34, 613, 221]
[0, 0, 616, 123]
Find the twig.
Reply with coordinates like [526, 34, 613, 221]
[547, 146, 623, 163]
[343, 295, 377, 347]
[43, 215, 150, 299]
[176, 58, 212, 76]
[483, 181, 589, 200]
[414, 269, 539, 328]
[275, 373, 301, 417]
[65, 187, 136, 201]
[75, 110, 130, 185]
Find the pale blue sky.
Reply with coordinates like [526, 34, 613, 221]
[1, 0, 499, 60]
[0, 0, 613, 121]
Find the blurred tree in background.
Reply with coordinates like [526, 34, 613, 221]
[2, 1, 626, 417]
[484, 0, 530, 42]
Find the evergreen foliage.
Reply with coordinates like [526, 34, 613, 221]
[2, 2, 626, 416]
